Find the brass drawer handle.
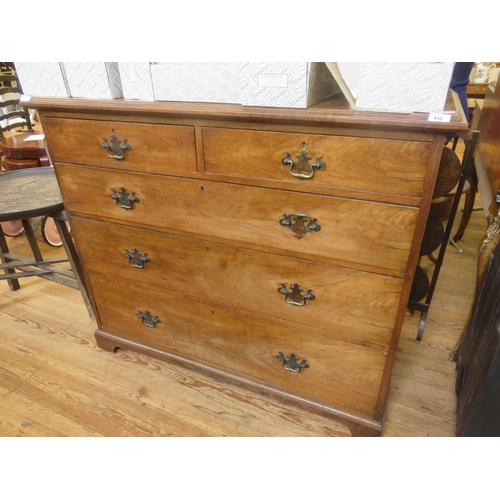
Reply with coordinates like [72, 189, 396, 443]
[278, 283, 315, 306]
[279, 212, 321, 239]
[111, 187, 140, 210]
[137, 310, 161, 328]
[124, 248, 151, 269]
[102, 129, 132, 160]
[281, 141, 326, 179]
[276, 352, 309, 373]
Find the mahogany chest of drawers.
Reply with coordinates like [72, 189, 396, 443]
[31, 94, 466, 436]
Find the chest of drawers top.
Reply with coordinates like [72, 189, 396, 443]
[33, 93, 466, 204]
[29, 93, 466, 132]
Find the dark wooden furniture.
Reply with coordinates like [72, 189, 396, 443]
[474, 83, 500, 223]
[456, 241, 500, 436]
[29, 93, 466, 436]
[0, 132, 50, 171]
[0, 167, 92, 318]
[465, 81, 500, 283]
[453, 81, 500, 435]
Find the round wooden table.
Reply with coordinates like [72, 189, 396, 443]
[0, 167, 63, 223]
[0, 167, 92, 323]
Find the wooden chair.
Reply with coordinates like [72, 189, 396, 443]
[0, 66, 48, 171]
[0, 64, 57, 243]
[0, 62, 33, 140]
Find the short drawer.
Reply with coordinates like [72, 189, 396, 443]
[89, 274, 387, 420]
[71, 216, 403, 347]
[56, 164, 418, 277]
[202, 127, 432, 198]
[43, 117, 197, 175]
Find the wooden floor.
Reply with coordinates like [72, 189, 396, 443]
[0, 158, 486, 437]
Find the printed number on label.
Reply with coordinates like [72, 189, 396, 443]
[428, 113, 452, 123]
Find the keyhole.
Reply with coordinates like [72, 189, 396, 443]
[200, 186, 204, 192]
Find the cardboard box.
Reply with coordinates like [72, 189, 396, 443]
[14, 62, 70, 98]
[150, 62, 240, 104]
[240, 62, 341, 108]
[326, 62, 454, 113]
[118, 62, 154, 101]
[62, 62, 123, 99]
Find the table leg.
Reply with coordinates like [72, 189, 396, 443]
[0, 226, 20, 291]
[21, 218, 43, 262]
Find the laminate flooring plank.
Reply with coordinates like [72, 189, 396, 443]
[39, 356, 258, 437]
[0, 345, 46, 393]
[0, 392, 102, 437]
[384, 374, 456, 436]
[0, 307, 99, 364]
[38, 279, 87, 306]
[0, 387, 10, 401]
[14, 363, 204, 437]
[0, 284, 93, 329]
[383, 400, 455, 437]
[0, 406, 57, 437]
[399, 314, 466, 353]
[392, 338, 458, 390]
[381, 420, 430, 437]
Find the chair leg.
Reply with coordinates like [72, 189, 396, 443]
[21, 218, 43, 262]
[0, 226, 20, 291]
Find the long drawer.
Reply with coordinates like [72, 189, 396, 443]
[202, 127, 432, 199]
[89, 273, 387, 420]
[56, 164, 418, 276]
[71, 216, 403, 347]
[43, 117, 197, 175]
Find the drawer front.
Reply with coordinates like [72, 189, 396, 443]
[56, 164, 418, 276]
[71, 216, 403, 347]
[202, 127, 432, 198]
[89, 274, 387, 419]
[43, 117, 197, 174]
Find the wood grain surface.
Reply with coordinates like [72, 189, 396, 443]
[88, 273, 387, 420]
[0, 96, 468, 438]
[203, 127, 432, 199]
[70, 216, 403, 348]
[55, 164, 418, 277]
[44, 117, 197, 174]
